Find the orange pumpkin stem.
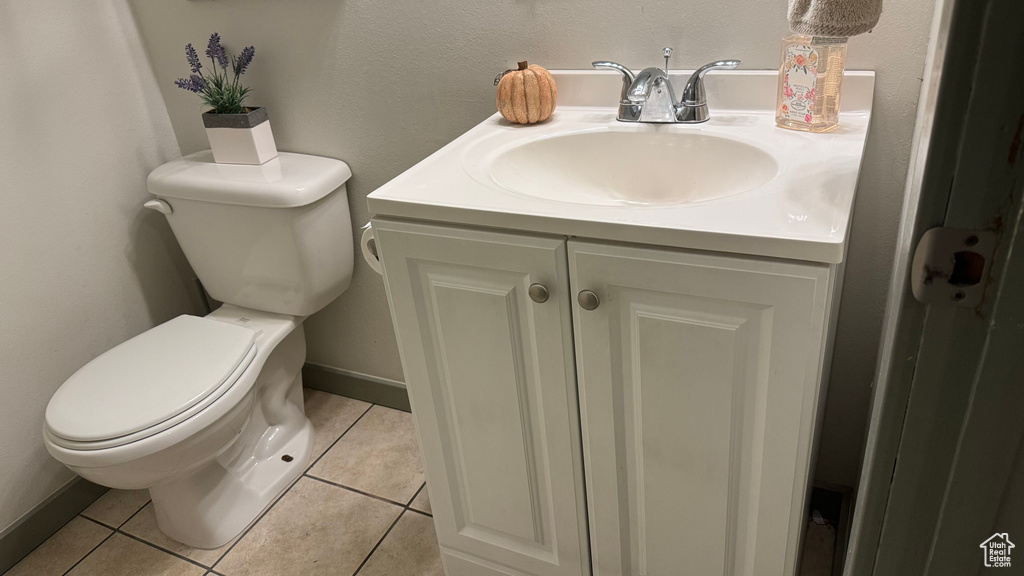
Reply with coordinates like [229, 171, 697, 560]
[517, 61, 529, 70]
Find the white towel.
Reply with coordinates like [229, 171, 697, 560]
[788, 0, 882, 37]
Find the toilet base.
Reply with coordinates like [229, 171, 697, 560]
[149, 417, 313, 549]
[149, 323, 313, 549]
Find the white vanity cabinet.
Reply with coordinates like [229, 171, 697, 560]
[569, 241, 832, 576]
[373, 220, 591, 576]
[374, 219, 837, 576]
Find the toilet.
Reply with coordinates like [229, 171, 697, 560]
[43, 150, 354, 549]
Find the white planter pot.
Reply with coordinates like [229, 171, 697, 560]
[202, 107, 279, 165]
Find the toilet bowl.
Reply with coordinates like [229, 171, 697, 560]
[44, 306, 309, 548]
[43, 151, 353, 548]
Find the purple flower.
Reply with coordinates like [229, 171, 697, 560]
[205, 32, 229, 70]
[233, 46, 255, 76]
[174, 74, 207, 93]
[185, 43, 202, 74]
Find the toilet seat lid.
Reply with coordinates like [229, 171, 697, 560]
[45, 315, 257, 444]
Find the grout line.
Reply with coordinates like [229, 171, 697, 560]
[313, 464, 432, 574]
[207, 401, 376, 572]
[78, 514, 117, 532]
[407, 482, 426, 507]
[60, 530, 116, 576]
[79, 497, 151, 532]
[405, 507, 433, 518]
[211, 402, 377, 570]
[116, 531, 210, 571]
[84, 501, 220, 571]
[209, 476, 298, 572]
[407, 482, 432, 516]
[302, 474, 409, 509]
[77, 513, 115, 530]
[304, 402, 375, 474]
[352, 508, 407, 576]
[79, 503, 218, 571]
[117, 500, 152, 530]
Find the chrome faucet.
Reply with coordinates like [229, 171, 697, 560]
[593, 48, 740, 123]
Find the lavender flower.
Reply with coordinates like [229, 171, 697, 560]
[233, 46, 255, 76]
[174, 74, 207, 93]
[185, 43, 202, 74]
[205, 32, 229, 70]
[176, 33, 255, 115]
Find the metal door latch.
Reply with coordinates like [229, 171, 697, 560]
[911, 227, 996, 307]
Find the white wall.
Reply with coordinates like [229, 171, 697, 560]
[129, 0, 935, 488]
[0, 1, 201, 532]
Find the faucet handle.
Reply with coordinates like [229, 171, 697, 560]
[681, 59, 740, 104]
[593, 61, 636, 103]
[663, 47, 673, 74]
[695, 59, 741, 76]
[592, 61, 634, 81]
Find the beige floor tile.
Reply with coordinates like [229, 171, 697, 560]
[358, 511, 443, 576]
[215, 477, 401, 576]
[120, 503, 237, 568]
[409, 483, 432, 515]
[308, 406, 424, 503]
[81, 489, 150, 527]
[302, 388, 371, 461]
[67, 533, 205, 576]
[4, 517, 111, 576]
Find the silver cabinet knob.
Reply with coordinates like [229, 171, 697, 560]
[529, 283, 549, 304]
[578, 290, 600, 310]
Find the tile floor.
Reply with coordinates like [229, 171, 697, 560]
[6, 388, 835, 576]
[4, 389, 442, 576]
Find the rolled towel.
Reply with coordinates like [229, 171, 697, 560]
[788, 0, 881, 37]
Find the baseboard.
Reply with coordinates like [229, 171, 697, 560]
[302, 363, 411, 413]
[0, 477, 107, 574]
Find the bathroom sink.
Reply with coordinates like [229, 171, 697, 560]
[488, 131, 778, 206]
[368, 69, 875, 263]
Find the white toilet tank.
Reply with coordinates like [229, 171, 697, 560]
[147, 151, 354, 317]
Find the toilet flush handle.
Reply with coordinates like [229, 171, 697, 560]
[143, 199, 173, 215]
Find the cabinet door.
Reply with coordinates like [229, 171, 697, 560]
[374, 220, 589, 576]
[569, 240, 831, 576]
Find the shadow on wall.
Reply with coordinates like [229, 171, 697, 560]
[125, 208, 205, 325]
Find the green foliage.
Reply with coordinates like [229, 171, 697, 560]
[199, 66, 251, 115]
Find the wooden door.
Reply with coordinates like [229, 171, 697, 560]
[374, 219, 589, 576]
[569, 240, 832, 576]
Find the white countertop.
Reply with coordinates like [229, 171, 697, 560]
[368, 70, 874, 264]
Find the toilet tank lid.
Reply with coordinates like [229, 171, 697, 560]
[45, 315, 257, 444]
[147, 150, 352, 208]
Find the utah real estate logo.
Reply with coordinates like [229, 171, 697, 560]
[980, 533, 1014, 568]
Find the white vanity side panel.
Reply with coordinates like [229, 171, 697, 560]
[569, 240, 831, 576]
[374, 219, 589, 576]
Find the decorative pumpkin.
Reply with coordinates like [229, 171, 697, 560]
[495, 61, 557, 124]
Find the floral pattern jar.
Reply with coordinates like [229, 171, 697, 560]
[776, 35, 847, 133]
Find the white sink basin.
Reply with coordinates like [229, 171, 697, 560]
[368, 69, 875, 263]
[488, 131, 779, 206]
